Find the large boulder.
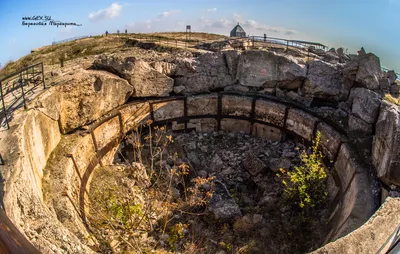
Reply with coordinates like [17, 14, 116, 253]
[391, 81, 400, 96]
[386, 70, 398, 85]
[355, 53, 383, 90]
[195, 40, 233, 52]
[93, 54, 174, 96]
[207, 181, 241, 221]
[379, 78, 391, 91]
[150, 61, 176, 77]
[57, 69, 134, 133]
[224, 50, 241, 80]
[236, 50, 307, 89]
[303, 60, 351, 101]
[348, 114, 373, 135]
[349, 88, 382, 124]
[372, 101, 400, 185]
[174, 52, 233, 93]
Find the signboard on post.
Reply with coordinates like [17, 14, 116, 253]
[185, 25, 191, 48]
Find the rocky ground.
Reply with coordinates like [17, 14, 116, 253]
[88, 130, 330, 253]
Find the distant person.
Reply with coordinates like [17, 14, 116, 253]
[125, 29, 127, 34]
[105, 31, 109, 36]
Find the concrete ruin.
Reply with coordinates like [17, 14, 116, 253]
[0, 39, 399, 253]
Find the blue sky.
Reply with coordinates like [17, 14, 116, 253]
[1, 0, 399, 71]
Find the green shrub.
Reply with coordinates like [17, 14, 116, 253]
[278, 131, 327, 209]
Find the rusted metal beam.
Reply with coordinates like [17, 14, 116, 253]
[0, 208, 41, 253]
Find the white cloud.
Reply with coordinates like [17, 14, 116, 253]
[242, 19, 296, 34]
[123, 13, 296, 37]
[233, 13, 243, 23]
[125, 22, 135, 29]
[158, 10, 180, 18]
[126, 20, 153, 32]
[199, 16, 211, 24]
[206, 8, 217, 12]
[145, 20, 152, 28]
[210, 19, 233, 29]
[89, 3, 122, 22]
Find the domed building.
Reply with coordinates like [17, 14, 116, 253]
[230, 23, 246, 38]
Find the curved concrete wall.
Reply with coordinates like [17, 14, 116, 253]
[0, 91, 378, 252]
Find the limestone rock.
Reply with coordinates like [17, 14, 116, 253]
[379, 78, 391, 91]
[268, 158, 291, 173]
[303, 60, 351, 101]
[174, 52, 233, 93]
[372, 101, 400, 185]
[236, 50, 307, 89]
[355, 53, 383, 90]
[195, 40, 233, 52]
[386, 70, 397, 85]
[233, 214, 264, 234]
[224, 85, 249, 93]
[207, 181, 241, 220]
[129, 162, 150, 187]
[242, 152, 266, 176]
[224, 50, 241, 79]
[348, 115, 373, 135]
[151, 61, 177, 77]
[58, 69, 134, 133]
[391, 81, 400, 96]
[336, 48, 344, 58]
[285, 90, 312, 106]
[173, 85, 186, 94]
[323, 51, 340, 63]
[209, 153, 224, 172]
[93, 54, 173, 96]
[358, 47, 366, 56]
[342, 58, 359, 82]
[349, 88, 381, 124]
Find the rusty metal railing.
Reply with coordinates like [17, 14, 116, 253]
[0, 63, 46, 130]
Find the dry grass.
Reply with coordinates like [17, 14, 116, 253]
[0, 35, 126, 78]
[383, 93, 400, 105]
[0, 32, 226, 79]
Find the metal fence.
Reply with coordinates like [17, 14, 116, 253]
[0, 63, 46, 130]
[125, 33, 204, 49]
[248, 35, 328, 51]
[52, 36, 90, 45]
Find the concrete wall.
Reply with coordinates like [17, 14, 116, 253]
[145, 93, 374, 243]
[0, 91, 379, 253]
[0, 106, 94, 253]
[64, 93, 375, 245]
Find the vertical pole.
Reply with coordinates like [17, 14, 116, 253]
[0, 81, 9, 129]
[20, 72, 27, 109]
[286, 40, 289, 50]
